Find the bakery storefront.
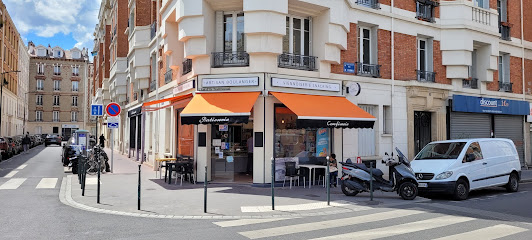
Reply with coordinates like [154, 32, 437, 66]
[450, 94, 530, 166]
[181, 74, 375, 184]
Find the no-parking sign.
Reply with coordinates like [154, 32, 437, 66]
[106, 102, 121, 117]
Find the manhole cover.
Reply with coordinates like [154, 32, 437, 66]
[305, 194, 320, 198]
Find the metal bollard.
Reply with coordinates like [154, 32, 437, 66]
[82, 161, 87, 196]
[326, 156, 330, 206]
[204, 166, 207, 213]
[370, 162, 374, 201]
[97, 158, 101, 204]
[271, 157, 275, 210]
[138, 164, 141, 210]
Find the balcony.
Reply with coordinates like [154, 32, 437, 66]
[355, 62, 381, 78]
[36, 87, 43, 91]
[472, 7, 490, 25]
[164, 69, 173, 84]
[182, 58, 192, 75]
[416, 1, 438, 23]
[500, 22, 511, 41]
[462, 78, 478, 89]
[37, 71, 44, 75]
[416, 70, 436, 82]
[356, 0, 379, 9]
[72, 88, 79, 92]
[278, 53, 317, 71]
[212, 52, 249, 68]
[150, 21, 157, 40]
[72, 73, 79, 77]
[149, 80, 157, 92]
[53, 72, 61, 76]
[499, 82, 512, 92]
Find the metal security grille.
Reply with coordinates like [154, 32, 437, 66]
[358, 105, 376, 157]
[450, 112, 491, 139]
[494, 115, 524, 166]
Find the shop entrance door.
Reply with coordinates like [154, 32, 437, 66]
[211, 123, 253, 183]
[414, 111, 432, 155]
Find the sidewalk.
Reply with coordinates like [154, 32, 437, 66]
[64, 148, 532, 218]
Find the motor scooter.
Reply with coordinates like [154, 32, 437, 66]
[340, 147, 418, 200]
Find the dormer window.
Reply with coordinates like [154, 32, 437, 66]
[37, 48, 46, 57]
[72, 51, 81, 59]
[55, 50, 62, 58]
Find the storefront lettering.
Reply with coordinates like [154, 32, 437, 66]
[326, 121, 350, 127]
[202, 77, 258, 87]
[199, 117, 230, 124]
[480, 98, 498, 107]
[271, 78, 341, 92]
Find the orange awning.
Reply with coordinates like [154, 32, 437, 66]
[271, 92, 375, 128]
[142, 93, 193, 108]
[181, 92, 260, 124]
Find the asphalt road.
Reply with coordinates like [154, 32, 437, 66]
[1, 146, 530, 240]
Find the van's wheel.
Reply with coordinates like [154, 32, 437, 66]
[453, 179, 469, 201]
[341, 181, 359, 196]
[399, 182, 417, 200]
[506, 173, 519, 192]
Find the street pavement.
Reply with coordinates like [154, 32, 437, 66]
[1, 146, 532, 239]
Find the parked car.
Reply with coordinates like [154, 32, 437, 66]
[34, 135, 44, 145]
[45, 134, 62, 147]
[411, 138, 521, 201]
[11, 136, 23, 154]
[29, 135, 36, 148]
[0, 137, 15, 158]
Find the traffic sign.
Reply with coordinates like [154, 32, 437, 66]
[106, 102, 121, 117]
[107, 122, 119, 128]
[91, 105, 103, 116]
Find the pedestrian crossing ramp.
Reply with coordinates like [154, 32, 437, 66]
[214, 208, 530, 240]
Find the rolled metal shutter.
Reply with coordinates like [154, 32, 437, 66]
[450, 112, 492, 139]
[494, 115, 524, 166]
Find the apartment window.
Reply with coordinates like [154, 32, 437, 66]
[359, 27, 373, 65]
[416, 0, 437, 22]
[55, 50, 62, 58]
[474, 0, 489, 9]
[53, 95, 60, 106]
[283, 16, 311, 56]
[383, 105, 392, 134]
[72, 96, 78, 106]
[223, 13, 245, 53]
[36, 95, 43, 106]
[72, 66, 79, 76]
[36, 79, 44, 90]
[53, 111, 60, 122]
[36, 111, 42, 122]
[54, 80, 61, 91]
[72, 81, 79, 92]
[417, 38, 435, 82]
[356, 26, 380, 77]
[71, 111, 78, 122]
[54, 65, 61, 75]
[37, 63, 44, 75]
[37, 48, 46, 57]
[498, 53, 510, 84]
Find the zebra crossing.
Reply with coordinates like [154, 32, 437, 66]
[213, 207, 530, 240]
[0, 177, 60, 190]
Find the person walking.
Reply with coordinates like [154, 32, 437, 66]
[22, 132, 31, 154]
[329, 154, 338, 187]
[99, 134, 105, 148]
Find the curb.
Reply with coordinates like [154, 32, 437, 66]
[59, 175, 431, 220]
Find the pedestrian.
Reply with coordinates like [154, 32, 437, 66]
[99, 134, 105, 148]
[329, 154, 338, 187]
[22, 132, 31, 154]
[246, 134, 253, 175]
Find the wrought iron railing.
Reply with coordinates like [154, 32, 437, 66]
[472, 7, 490, 25]
[462, 78, 478, 89]
[499, 82, 512, 92]
[212, 52, 249, 68]
[164, 69, 173, 84]
[416, 1, 437, 22]
[356, 0, 380, 9]
[500, 23, 511, 41]
[182, 58, 192, 75]
[416, 70, 436, 82]
[355, 62, 381, 77]
[150, 21, 157, 40]
[278, 53, 317, 71]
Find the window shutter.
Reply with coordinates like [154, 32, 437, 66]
[215, 11, 224, 52]
[504, 54, 510, 83]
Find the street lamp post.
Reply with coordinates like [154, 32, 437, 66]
[0, 70, 21, 136]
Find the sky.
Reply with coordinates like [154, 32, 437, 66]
[4, 0, 101, 52]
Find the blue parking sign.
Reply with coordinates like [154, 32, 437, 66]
[91, 105, 103, 116]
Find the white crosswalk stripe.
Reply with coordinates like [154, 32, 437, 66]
[433, 224, 527, 240]
[16, 164, 27, 170]
[36, 178, 58, 189]
[214, 218, 291, 228]
[0, 178, 27, 189]
[3, 170, 18, 178]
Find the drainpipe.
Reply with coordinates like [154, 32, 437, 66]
[520, 0, 528, 168]
[154, 0, 161, 163]
[390, 0, 396, 153]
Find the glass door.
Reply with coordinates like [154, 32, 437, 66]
[211, 123, 253, 182]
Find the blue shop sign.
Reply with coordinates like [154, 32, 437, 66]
[453, 95, 530, 115]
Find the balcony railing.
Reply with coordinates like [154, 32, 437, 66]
[37, 71, 44, 75]
[499, 82, 512, 92]
[355, 62, 381, 77]
[53, 72, 61, 76]
[72, 73, 79, 77]
[462, 78, 478, 89]
[72, 88, 79, 92]
[500, 23, 511, 41]
[356, 0, 379, 9]
[36, 86, 44, 91]
[472, 7, 490, 25]
[182, 58, 192, 75]
[212, 52, 249, 68]
[416, 70, 436, 82]
[164, 69, 173, 84]
[149, 80, 157, 92]
[53, 119, 60, 122]
[416, 1, 438, 23]
[278, 53, 317, 71]
[150, 21, 157, 40]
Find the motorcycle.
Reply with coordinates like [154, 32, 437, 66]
[340, 147, 418, 200]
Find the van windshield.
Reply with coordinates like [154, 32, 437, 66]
[415, 142, 467, 160]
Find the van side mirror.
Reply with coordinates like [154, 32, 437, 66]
[465, 153, 475, 162]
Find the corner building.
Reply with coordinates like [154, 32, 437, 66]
[95, 0, 532, 185]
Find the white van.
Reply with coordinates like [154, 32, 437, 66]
[411, 138, 521, 200]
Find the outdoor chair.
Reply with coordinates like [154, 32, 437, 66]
[283, 162, 305, 189]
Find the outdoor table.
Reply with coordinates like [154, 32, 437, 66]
[168, 159, 193, 184]
[298, 164, 327, 188]
[155, 158, 176, 180]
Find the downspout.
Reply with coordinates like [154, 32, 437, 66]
[520, 0, 528, 168]
[154, 0, 161, 162]
[390, 0, 396, 151]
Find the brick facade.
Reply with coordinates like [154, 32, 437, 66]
[525, 59, 532, 94]
[507, 0, 521, 39]
[117, 0, 129, 57]
[393, 32, 416, 80]
[331, 23, 357, 75]
[136, 0, 152, 26]
[433, 40, 450, 84]
[510, 56, 523, 94]
[379, 29, 392, 79]
[395, 0, 416, 12]
[524, 0, 532, 42]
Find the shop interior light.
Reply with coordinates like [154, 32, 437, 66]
[281, 118, 285, 124]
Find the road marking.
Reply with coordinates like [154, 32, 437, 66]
[215, 218, 290, 228]
[241, 202, 354, 212]
[0, 178, 27, 189]
[3, 170, 19, 178]
[36, 178, 58, 189]
[85, 178, 100, 185]
[16, 164, 27, 170]
[432, 224, 527, 240]
[310, 215, 474, 240]
[238, 209, 425, 239]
